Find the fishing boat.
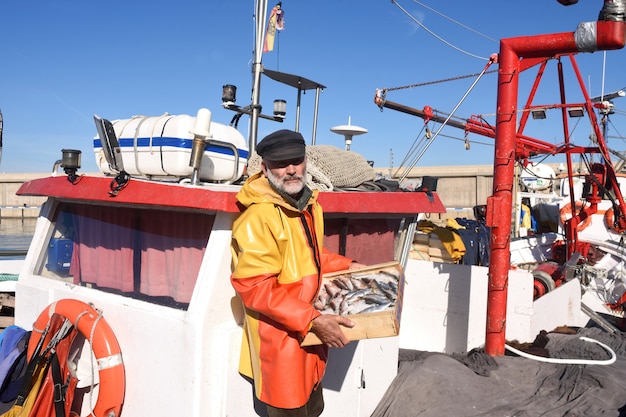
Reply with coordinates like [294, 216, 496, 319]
[6, 1, 626, 416]
[6, 1, 447, 415]
[375, 0, 626, 348]
[363, 2, 626, 415]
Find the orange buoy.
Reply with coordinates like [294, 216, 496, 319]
[559, 201, 591, 231]
[28, 299, 125, 417]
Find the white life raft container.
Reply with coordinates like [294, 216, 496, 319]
[520, 163, 555, 191]
[93, 113, 248, 182]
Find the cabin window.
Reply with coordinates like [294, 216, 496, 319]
[36, 202, 214, 308]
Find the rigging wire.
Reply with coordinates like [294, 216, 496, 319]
[396, 127, 436, 180]
[396, 56, 497, 182]
[390, 0, 490, 61]
[437, 133, 494, 147]
[394, 124, 428, 179]
[410, 0, 498, 43]
[383, 69, 497, 92]
[394, 122, 474, 179]
[608, 117, 625, 142]
[394, 124, 494, 180]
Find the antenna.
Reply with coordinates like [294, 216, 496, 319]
[330, 117, 368, 151]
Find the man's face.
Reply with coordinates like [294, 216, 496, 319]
[262, 156, 307, 196]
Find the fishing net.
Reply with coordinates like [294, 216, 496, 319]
[371, 327, 626, 417]
[247, 145, 375, 191]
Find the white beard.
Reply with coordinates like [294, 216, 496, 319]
[266, 167, 307, 197]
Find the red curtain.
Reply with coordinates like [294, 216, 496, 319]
[69, 206, 136, 292]
[139, 211, 214, 303]
[68, 205, 213, 303]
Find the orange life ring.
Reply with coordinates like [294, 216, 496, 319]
[604, 207, 626, 234]
[559, 201, 592, 231]
[28, 299, 125, 417]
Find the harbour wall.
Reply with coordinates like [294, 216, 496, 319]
[0, 173, 49, 219]
[378, 164, 496, 222]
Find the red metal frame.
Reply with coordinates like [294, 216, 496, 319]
[375, 2, 626, 356]
[487, 13, 625, 356]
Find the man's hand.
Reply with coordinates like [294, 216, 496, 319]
[310, 315, 355, 348]
[349, 262, 367, 270]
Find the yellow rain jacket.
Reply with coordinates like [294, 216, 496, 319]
[230, 172, 352, 409]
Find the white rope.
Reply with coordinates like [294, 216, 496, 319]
[504, 336, 617, 365]
[88, 313, 103, 415]
[73, 307, 104, 416]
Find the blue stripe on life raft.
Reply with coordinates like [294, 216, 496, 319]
[93, 137, 249, 160]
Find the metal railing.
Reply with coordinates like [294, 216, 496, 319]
[0, 205, 40, 222]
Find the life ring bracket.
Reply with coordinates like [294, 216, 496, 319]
[28, 299, 126, 417]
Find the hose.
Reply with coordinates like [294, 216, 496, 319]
[504, 336, 616, 365]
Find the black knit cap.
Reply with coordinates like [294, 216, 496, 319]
[256, 129, 306, 161]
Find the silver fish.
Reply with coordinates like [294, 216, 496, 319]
[315, 268, 400, 316]
[360, 302, 393, 314]
[345, 288, 372, 301]
[363, 293, 391, 305]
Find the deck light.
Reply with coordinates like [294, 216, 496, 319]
[273, 99, 286, 118]
[531, 109, 547, 120]
[222, 85, 237, 105]
[568, 107, 585, 118]
[222, 84, 286, 125]
[61, 149, 81, 183]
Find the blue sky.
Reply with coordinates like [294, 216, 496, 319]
[1, 0, 625, 173]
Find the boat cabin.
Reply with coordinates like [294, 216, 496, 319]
[15, 166, 444, 416]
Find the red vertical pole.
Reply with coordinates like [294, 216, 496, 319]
[484, 15, 625, 356]
[484, 41, 519, 356]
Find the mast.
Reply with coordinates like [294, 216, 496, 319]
[250, 0, 268, 155]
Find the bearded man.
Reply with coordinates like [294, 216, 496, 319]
[230, 129, 360, 417]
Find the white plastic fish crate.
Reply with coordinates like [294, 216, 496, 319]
[301, 261, 404, 346]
